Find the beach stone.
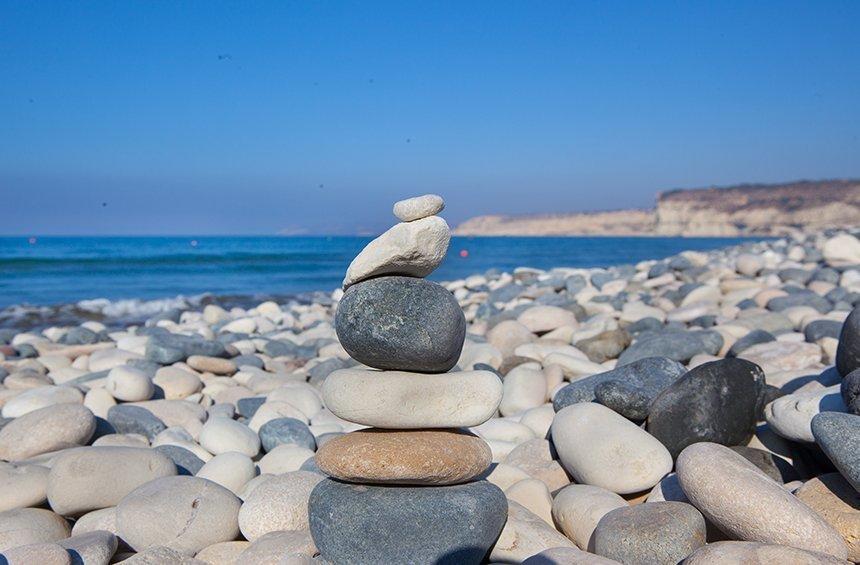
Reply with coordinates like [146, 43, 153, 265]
[517, 306, 578, 334]
[766, 384, 845, 443]
[198, 417, 260, 458]
[238, 471, 322, 540]
[551, 403, 672, 494]
[806, 320, 843, 343]
[837, 307, 860, 377]
[676, 442, 847, 559]
[796, 473, 860, 561]
[683, 541, 846, 564]
[152, 367, 202, 400]
[522, 547, 620, 564]
[490, 499, 577, 562]
[335, 276, 465, 373]
[121, 545, 208, 564]
[728, 445, 787, 483]
[247, 401, 309, 431]
[499, 364, 547, 416]
[195, 452, 256, 495]
[257, 444, 315, 475]
[186, 355, 236, 375]
[238, 530, 317, 562]
[47, 446, 176, 515]
[342, 216, 450, 288]
[812, 412, 860, 492]
[309, 478, 506, 565]
[0, 542, 71, 565]
[116, 476, 241, 556]
[647, 358, 766, 458]
[616, 331, 708, 365]
[727, 329, 774, 357]
[154, 445, 205, 476]
[393, 194, 444, 222]
[194, 541, 250, 564]
[0, 508, 71, 551]
[316, 428, 491, 485]
[235, 396, 266, 418]
[551, 484, 627, 550]
[259, 417, 316, 452]
[58, 530, 118, 565]
[0, 463, 49, 512]
[106, 405, 166, 441]
[71, 507, 120, 539]
[552, 356, 685, 420]
[105, 366, 154, 402]
[824, 233, 860, 264]
[486, 320, 534, 358]
[1, 385, 84, 419]
[576, 329, 631, 364]
[841, 369, 860, 415]
[322, 368, 502, 428]
[506, 478, 554, 525]
[736, 253, 764, 276]
[591, 502, 706, 564]
[739, 341, 822, 373]
[145, 334, 227, 365]
[503, 439, 570, 493]
[0, 403, 95, 461]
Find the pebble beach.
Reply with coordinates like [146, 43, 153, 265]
[2, 194, 860, 564]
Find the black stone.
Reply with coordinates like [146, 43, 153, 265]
[647, 358, 766, 459]
[837, 307, 860, 376]
[335, 276, 466, 373]
[309, 479, 507, 565]
[841, 369, 860, 415]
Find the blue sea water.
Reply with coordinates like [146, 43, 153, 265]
[0, 235, 761, 312]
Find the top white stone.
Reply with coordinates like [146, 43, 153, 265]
[393, 194, 445, 222]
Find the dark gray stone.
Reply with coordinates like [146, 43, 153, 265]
[59, 326, 100, 345]
[767, 291, 831, 314]
[259, 417, 316, 452]
[553, 357, 686, 420]
[616, 331, 709, 365]
[693, 330, 723, 356]
[727, 329, 775, 357]
[812, 412, 860, 492]
[146, 308, 182, 325]
[0, 329, 16, 345]
[335, 276, 466, 373]
[309, 479, 507, 565]
[728, 445, 789, 483]
[647, 358, 766, 459]
[154, 445, 204, 475]
[488, 284, 522, 304]
[778, 268, 813, 285]
[15, 344, 37, 358]
[145, 333, 228, 364]
[626, 317, 663, 335]
[236, 396, 266, 418]
[690, 315, 717, 328]
[813, 268, 841, 284]
[736, 298, 758, 310]
[804, 319, 842, 343]
[668, 256, 693, 271]
[592, 502, 705, 563]
[841, 369, 860, 415]
[106, 405, 166, 440]
[648, 262, 669, 279]
[837, 307, 860, 376]
[263, 339, 316, 359]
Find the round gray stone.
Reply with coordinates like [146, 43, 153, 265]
[812, 412, 860, 492]
[259, 418, 316, 452]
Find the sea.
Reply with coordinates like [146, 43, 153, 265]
[0, 235, 763, 329]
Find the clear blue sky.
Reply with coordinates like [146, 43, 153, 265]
[2, 1, 859, 235]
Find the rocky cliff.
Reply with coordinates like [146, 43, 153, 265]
[454, 179, 860, 236]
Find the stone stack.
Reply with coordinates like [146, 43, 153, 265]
[307, 195, 507, 565]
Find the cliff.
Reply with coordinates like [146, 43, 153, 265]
[454, 179, 860, 237]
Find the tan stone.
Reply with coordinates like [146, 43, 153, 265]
[796, 473, 860, 562]
[503, 438, 570, 493]
[316, 428, 491, 485]
[186, 355, 237, 375]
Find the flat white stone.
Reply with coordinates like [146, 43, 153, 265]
[393, 194, 444, 222]
[322, 369, 502, 428]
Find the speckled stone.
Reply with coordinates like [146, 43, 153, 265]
[308, 479, 507, 565]
[592, 501, 706, 564]
[796, 473, 860, 562]
[335, 276, 466, 373]
[837, 307, 860, 376]
[811, 412, 860, 492]
[316, 428, 491, 485]
[683, 541, 846, 564]
[106, 405, 166, 441]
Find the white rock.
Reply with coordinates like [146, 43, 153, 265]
[83, 388, 116, 419]
[499, 365, 547, 417]
[765, 384, 846, 442]
[1, 385, 84, 418]
[0, 463, 50, 512]
[256, 445, 315, 475]
[551, 403, 672, 494]
[551, 484, 628, 550]
[517, 306, 578, 334]
[0, 404, 95, 461]
[198, 417, 260, 458]
[392, 194, 444, 222]
[823, 233, 860, 265]
[105, 366, 154, 402]
[237, 471, 323, 541]
[322, 369, 502, 428]
[736, 253, 765, 276]
[342, 216, 450, 288]
[153, 367, 202, 400]
[490, 500, 577, 562]
[505, 478, 554, 525]
[196, 452, 256, 495]
[248, 401, 308, 432]
[0, 508, 71, 551]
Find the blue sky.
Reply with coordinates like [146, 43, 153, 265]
[1, 1, 859, 235]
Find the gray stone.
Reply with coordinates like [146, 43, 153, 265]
[153, 445, 205, 476]
[145, 334, 227, 365]
[767, 292, 832, 314]
[727, 330, 775, 357]
[617, 331, 709, 365]
[553, 357, 686, 420]
[841, 369, 860, 415]
[805, 320, 843, 343]
[60, 327, 100, 345]
[837, 307, 860, 376]
[335, 276, 466, 373]
[592, 501, 706, 564]
[259, 417, 316, 452]
[106, 405, 166, 440]
[236, 397, 266, 418]
[812, 412, 860, 492]
[308, 479, 507, 565]
[647, 358, 766, 459]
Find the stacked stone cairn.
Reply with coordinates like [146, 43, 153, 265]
[308, 194, 508, 564]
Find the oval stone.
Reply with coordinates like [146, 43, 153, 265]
[322, 369, 502, 428]
[683, 541, 846, 564]
[316, 428, 491, 485]
[676, 442, 847, 559]
[116, 476, 241, 556]
[238, 471, 323, 541]
[0, 508, 71, 551]
[551, 403, 672, 494]
[811, 412, 860, 492]
[0, 463, 50, 512]
[0, 404, 95, 461]
[837, 307, 860, 377]
[647, 358, 765, 459]
[309, 479, 507, 565]
[551, 484, 627, 550]
[592, 501, 706, 564]
[47, 446, 176, 515]
[335, 276, 465, 373]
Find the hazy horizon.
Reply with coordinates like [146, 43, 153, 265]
[3, 2, 859, 235]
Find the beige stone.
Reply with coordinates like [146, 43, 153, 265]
[392, 194, 444, 222]
[489, 500, 577, 562]
[552, 484, 627, 550]
[0, 463, 49, 512]
[0, 508, 71, 551]
[503, 438, 570, 493]
[0, 404, 95, 461]
[238, 471, 323, 541]
[796, 473, 860, 562]
[683, 541, 845, 564]
[186, 355, 236, 375]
